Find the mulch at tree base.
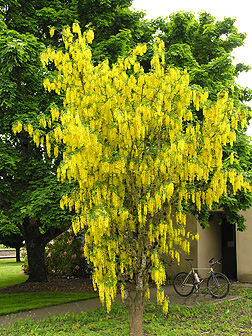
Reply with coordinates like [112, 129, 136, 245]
[0, 277, 160, 295]
[0, 277, 96, 294]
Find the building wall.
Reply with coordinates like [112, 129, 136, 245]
[236, 209, 252, 282]
[168, 212, 223, 279]
[168, 207, 252, 282]
[169, 214, 198, 277]
[197, 212, 222, 277]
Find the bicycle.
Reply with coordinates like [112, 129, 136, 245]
[173, 258, 230, 299]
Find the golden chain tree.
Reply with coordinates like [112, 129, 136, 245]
[14, 23, 251, 336]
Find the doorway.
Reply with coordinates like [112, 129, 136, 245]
[221, 215, 237, 280]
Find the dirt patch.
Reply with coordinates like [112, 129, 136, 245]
[0, 276, 158, 295]
[0, 276, 144, 295]
[0, 277, 96, 294]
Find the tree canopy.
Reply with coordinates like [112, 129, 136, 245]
[0, 23, 74, 280]
[150, 11, 252, 228]
[0, 0, 152, 281]
[18, 24, 251, 335]
[153, 11, 251, 97]
[0, 0, 153, 63]
[0, 210, 24, 262]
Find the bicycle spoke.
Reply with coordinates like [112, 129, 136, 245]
[207, 273, 230, 299]
[173, 272, 195, 296]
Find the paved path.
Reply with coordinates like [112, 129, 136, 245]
[0, 249, 16, 259]
[0, 282, 246, 328]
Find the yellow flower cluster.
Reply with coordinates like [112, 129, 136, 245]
[14, 23, 251, 313]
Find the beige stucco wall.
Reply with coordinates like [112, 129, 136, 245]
[236, 209, 252, 282]
[197, 212, 222, 277]
[167, 207, 252, 282]
[169, 214, 198, 277]
[168, 211, 223, 279]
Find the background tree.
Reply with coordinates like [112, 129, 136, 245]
[1, 3, 251, 291]
[149, 11, 252, 228]
[0, 25, 74, 281]
[21, 25, 250, 335]
[0, 0, 153, 63]
[76, 0, 154, 63]
[0, 0, 153, 282]
[151, 11, 250, 96]
[0, 211, 24, 262]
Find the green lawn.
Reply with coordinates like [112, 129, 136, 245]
[0, 259, 98, 316]
[0, 292, 98, 316]
[0, 259, 28, 288]
[0, 287, 251, 335]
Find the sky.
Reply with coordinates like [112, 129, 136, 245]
[131, 0, 252, 136]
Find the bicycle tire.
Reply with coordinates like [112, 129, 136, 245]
[173, 272, 195, 296]
[207, 272, 230, 299]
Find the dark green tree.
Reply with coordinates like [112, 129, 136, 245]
[0, 211, 24, 262]
[151, 11, 252, 229]
[0, 27, 74, 281]
[0, 1, 154, 282]
[1, 0, 154, 63]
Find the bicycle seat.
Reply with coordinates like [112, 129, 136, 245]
[185, 258, 194, 261]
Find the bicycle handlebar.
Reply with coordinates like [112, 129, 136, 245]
[185, 257, 222, 265]
[209, 257, 222, 264]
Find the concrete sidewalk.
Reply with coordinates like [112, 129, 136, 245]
[0, 282, 244, 328]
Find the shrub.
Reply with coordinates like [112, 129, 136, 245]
[22, 229, 92, 278]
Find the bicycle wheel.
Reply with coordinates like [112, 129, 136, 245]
[173, 272, 195, 296]
[207, 272, 230, 299]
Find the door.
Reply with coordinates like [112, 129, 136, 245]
[221, 215, 237, 280]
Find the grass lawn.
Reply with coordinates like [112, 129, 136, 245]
[0, 259, 98, 316]
[0, 287, 251, 335]
[0, 292, 98, 316]
[0, 259, 28, 288]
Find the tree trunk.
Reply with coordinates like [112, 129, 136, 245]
[25, 238, 48, 282]
[128, 292, 145, 336]
[125, 234, 149, 336]
[22, 218, 48, 282]
[20, 217, 71, 282]
[16, 247, 21, 262]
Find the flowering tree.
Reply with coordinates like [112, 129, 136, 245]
[14, 24, 251, 336]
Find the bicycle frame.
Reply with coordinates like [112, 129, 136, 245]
[185, 259, 219, 287]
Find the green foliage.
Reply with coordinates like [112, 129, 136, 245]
[0, 0, 78, 44]
[220, 131, 252, 230]
[1, 0, 153, 62]
[152, 11, 250, 97]
[0, 26, 73, 279]
[45, 230, 91, 278]
[0, 211, 24, 250]
[0, 28, 45, 128]
[21, 229, 92, 278]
